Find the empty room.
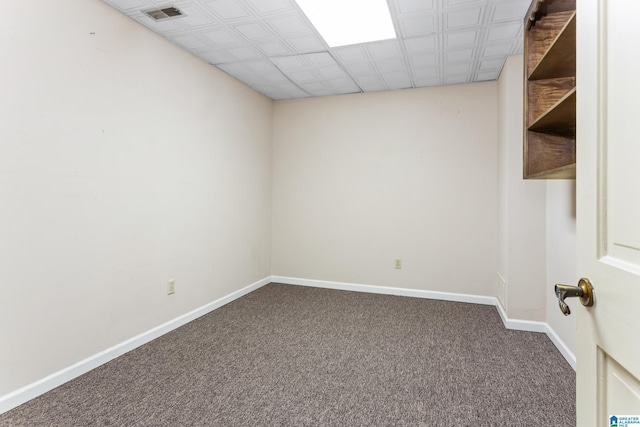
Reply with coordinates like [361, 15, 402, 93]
[2, 0, 639, 425]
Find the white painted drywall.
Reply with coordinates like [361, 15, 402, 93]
[0, 0, 273, 396]
[272, 83, 498, 296]
[546, 181, 577, 353]
[497, 55, 547, 322]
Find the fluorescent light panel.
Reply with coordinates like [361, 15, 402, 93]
[295, 0, 396, 47]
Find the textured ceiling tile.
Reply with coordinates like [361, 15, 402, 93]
[133, 15, 183, 32]
[102, 0, 533, 100]
[342, 62, 376, 75]
[200, 50, 233, 64]
[104, 0, 147, 11]
[476, 70, 500, 81]
[445, 0, 484, 7]
[226, 46, 261, 60]
[446, 30, 478, 47]
[271, 56, 306, 70]
[492, 0, 530, 22]
[177, 5, 218, 27]
[332, 46, 369, 63]
[411, 53, 438, 68]
[286, 35, 326, 52]
[446, 74, 468, 84]
[487, 22, 521, 41]
[233, 23, 272, 40]
[400, 15, 437, 37]
[382, 70, 412, 89]
[483, 43, 512, 57]
[479, 58, 505, 70]
[169, 34, 209, 49]
[267, 15, 309, 35]
[317, 64, 347, 79]
[205, 0, 252, 20]
[414, 75, 439, 87]
[287, 70, 317, 82]
[376, 58, 406, 73]
[246, 0, 292, 15]
[201, 28, 239, 45]
[446, 7, 483, 30]
[447, 48, 474, 62]
[305, 52, 335, 66]
[404, 36, 437, 54]
[353, 74, 386, 92]
[447, 63, 470, 74]
[255, 41, 291, 55]
[367, 41, 403, 61]
[397, 0, 435, 14]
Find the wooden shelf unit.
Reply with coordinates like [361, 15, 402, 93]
[523, 0, 576, 179]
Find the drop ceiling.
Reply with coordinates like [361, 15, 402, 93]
[101, 0, 531, 100]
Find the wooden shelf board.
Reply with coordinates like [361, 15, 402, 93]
[528, 12, 576, 80]
[527, 77, 575, 126]
[524, 163, 575, 179]
[528, 89, 576, 132]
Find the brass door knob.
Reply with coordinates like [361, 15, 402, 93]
[554, 278, 594, 316]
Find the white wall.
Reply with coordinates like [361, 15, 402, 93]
[272, 84, 498, 296]
[497, 55, 547, 322]
[0, 0, 273, 396]
[497, 55, 577, 357]
[546, 181, 577, 353]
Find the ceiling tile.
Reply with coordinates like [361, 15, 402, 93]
[483, 43, 512, 57]
[487, 22, 521, 41]
[382, 70, 412, 89]
[411, 53, 438, 68]
[404, 36, 437, 54]
[245, 0, 291, 15]
[397, 0, 435, 14]
[174, 5, 218, 27]
[492, 0, 531, 22]
[447, 48, 474, 62]
[286, 35, 326, 52]
[271, 56, 306, 71]
[205, 0, 252, 20]
[201, 28, 239, 45]
[233, 23, 272, 40]
[106, 0, 147, 11]
[226, 46, 261, 60]
[446, 30, 478, 47]
[100, 0, 533, 100]
[400, 14, 437, 37]
[255, 41, 291, 55]
[267, 15, 309, 35]
[446, 7, 483, 30]
[169, 34, 209, 50]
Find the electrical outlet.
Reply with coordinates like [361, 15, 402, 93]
[167, 280, 175, 295]
[395, 258, 402, 269]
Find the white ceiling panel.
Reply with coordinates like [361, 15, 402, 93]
[101, 0, 531, 99]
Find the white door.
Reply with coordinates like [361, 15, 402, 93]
[576, 0, 640, 425]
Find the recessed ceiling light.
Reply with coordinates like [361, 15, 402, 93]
[294, 0, 396, 47]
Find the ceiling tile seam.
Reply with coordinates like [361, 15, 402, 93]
[469, 25, 489, 81]
[269, 62, 314, 98]
[397, 38, 417, 89]
[326, 50, 366, 94]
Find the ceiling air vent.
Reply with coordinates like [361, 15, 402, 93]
[143, 6, 184, 21]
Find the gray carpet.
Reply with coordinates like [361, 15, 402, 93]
[0, 283, 575, 426]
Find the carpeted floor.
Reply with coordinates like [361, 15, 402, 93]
[0, 283, 576, 426]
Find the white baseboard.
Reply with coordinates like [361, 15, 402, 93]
[1, 275, 576, 415]
[494, 296, 576, 370]
[275, 275, 576, 371]
[271, 276, 497, 306]
[0, 276, 271, 415]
